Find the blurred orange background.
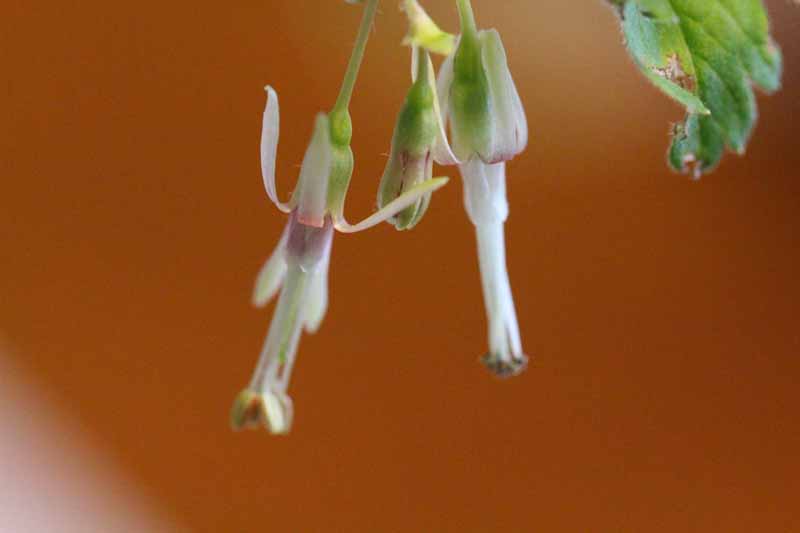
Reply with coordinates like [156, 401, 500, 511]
[2, 1, 799, 531]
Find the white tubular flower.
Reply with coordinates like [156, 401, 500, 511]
[232, 86, 449, 434]
[461, 159, 526, 376]
[234, 211, 333, 434]
[437, 0, 529, 376]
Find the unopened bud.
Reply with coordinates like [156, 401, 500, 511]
[378, 49, 452, 230]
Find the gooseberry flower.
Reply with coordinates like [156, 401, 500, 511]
[437, 0, 529, 376]
[230, 87, 448, 433]
[377, 47, 457, 230]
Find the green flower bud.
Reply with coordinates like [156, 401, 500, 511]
[377, 49, 454, 230]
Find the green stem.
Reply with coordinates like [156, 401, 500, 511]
[332, 0, 380, 114]
[456, 0, 478, 35]
[415, 46, 428, 83]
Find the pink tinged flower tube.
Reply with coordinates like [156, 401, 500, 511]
[231, 87, 448, 434]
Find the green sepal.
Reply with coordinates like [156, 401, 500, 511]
[377, 49, 443, 230]
[326, 143, 355, 219]
[450, 31, 492, 161]
[394, 67, 438, 156]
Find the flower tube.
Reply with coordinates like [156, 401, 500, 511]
[232, 85, 448, 433]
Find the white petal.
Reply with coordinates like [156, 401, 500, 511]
[428, 54, 460, 166]
[333, 177, 449, 233]
[252, 226, 289, 307]
[294, 114, 333, 228]
[261, 86, 293, 213]
[303, 247, 331, 334]
[480, 29, 528, 163]
[435, 45, 455, 133]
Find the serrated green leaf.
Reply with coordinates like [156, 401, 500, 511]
[614, 0, 782, 177]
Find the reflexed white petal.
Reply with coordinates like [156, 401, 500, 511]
[294, 114, 333, 228]
[261, 86, 293, 213]
[252, 226, 289, 307]
[480, 29, 528, 163]
[333, 177, 449, 233]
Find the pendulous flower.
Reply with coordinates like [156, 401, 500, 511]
[437, 0, 529, 377]
[231, 85, 448, 434]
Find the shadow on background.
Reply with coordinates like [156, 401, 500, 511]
[2, 1, 799, 531]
